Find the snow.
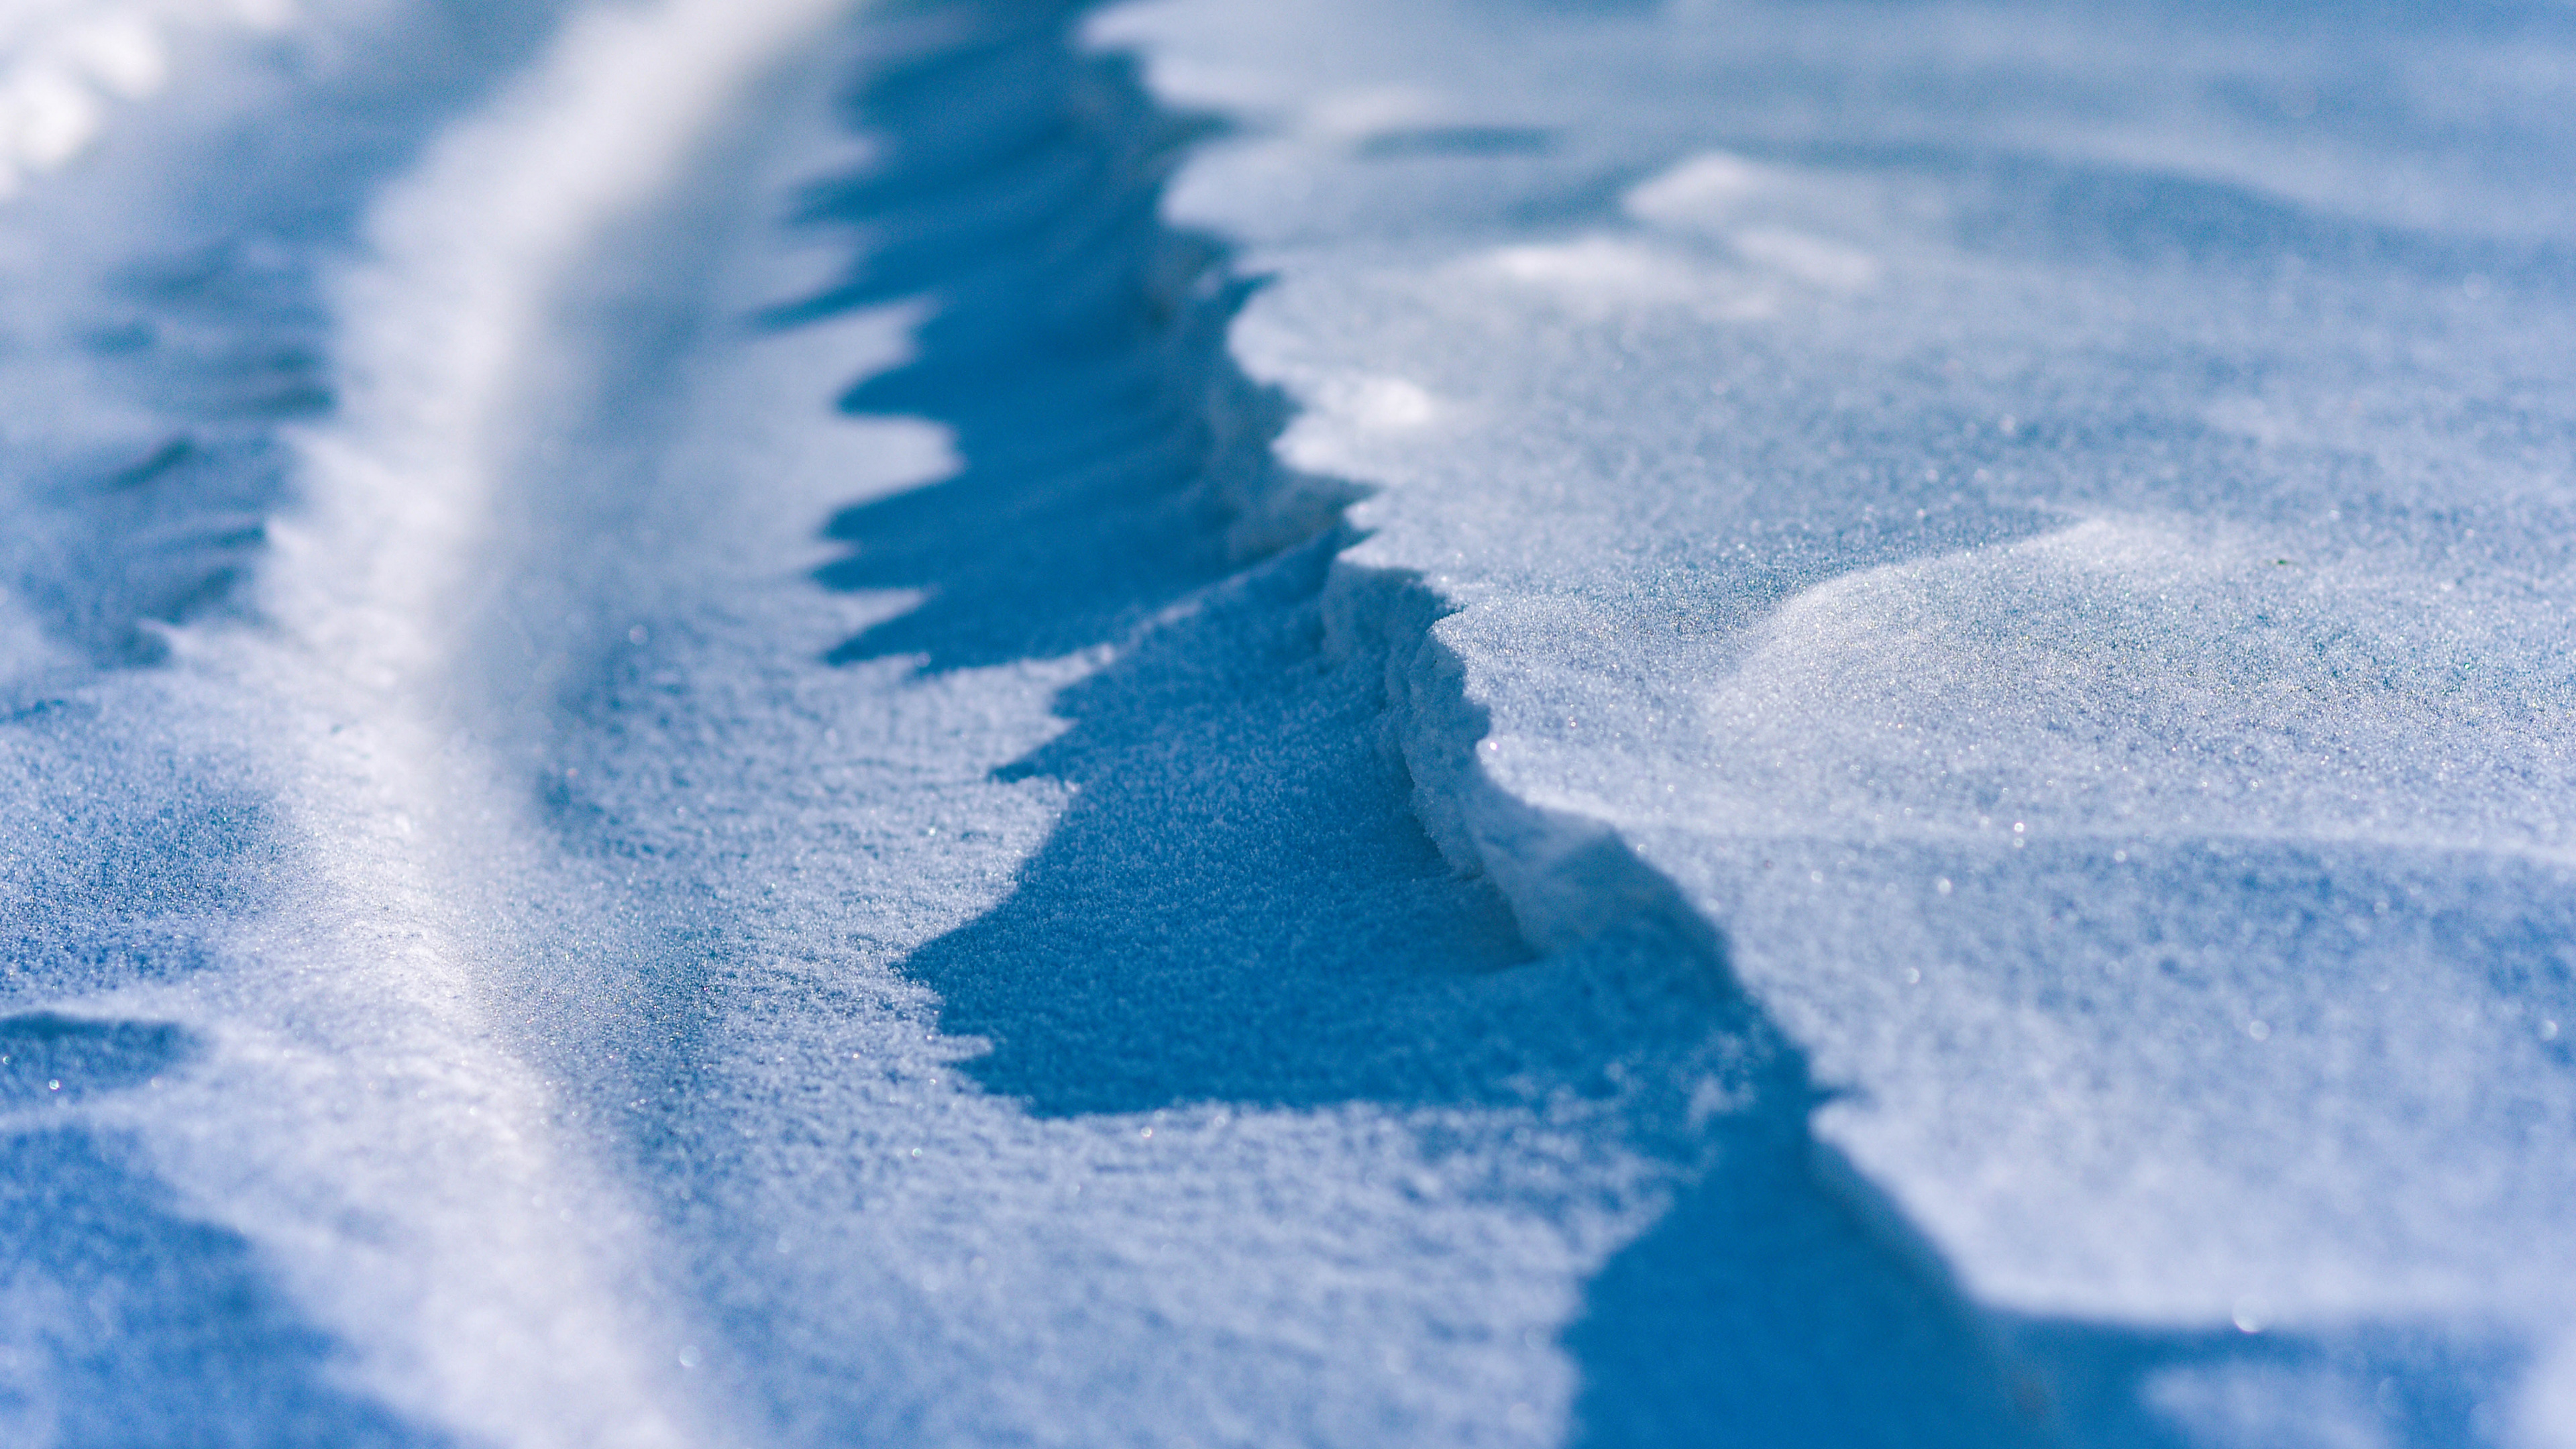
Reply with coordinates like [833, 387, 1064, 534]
[1113, 0, 2576, 1439]
[0, 0, 296, 194]
[1, 0, 2573, 1444]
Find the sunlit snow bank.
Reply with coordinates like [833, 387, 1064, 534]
[1106, 0, 2576, 1440]
[9, 0, 2576, 1442]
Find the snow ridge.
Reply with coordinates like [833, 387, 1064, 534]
[21, 0, 2565, 1439]
[1108, 0, 2576, 1439]
[1325, 565, 1725, 963]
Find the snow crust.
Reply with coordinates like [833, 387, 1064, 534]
[8, 1, 1786, 1444]
[3, 0, 2573, 1444]
[1104, 0, 2576, 1439]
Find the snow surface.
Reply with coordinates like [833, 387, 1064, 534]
[0, 0, 295, 195]
[1, 0, 2573, 1445]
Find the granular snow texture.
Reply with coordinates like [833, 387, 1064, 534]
[1, 0, 2572, 1446]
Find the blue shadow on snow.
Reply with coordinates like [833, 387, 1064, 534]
[788, 2, 2518, 1444]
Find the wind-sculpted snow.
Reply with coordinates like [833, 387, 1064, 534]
[1110, 0, 2576, 1441]
[5, 0, 1970, 1442]
[2, 0, 2571, 1444]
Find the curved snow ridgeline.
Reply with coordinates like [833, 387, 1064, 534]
[11, 0, 1913, 1443]
[1115, 0, 2576, 1442]
[3, 0, 2575, 1444]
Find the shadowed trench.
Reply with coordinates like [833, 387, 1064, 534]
[748, 0, 2540, 1444]
[784, 2, 2098, 1443]
[0, 0, 2519, 1442]
[780, 0, 1265, 672]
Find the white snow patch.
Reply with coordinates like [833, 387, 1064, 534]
[0, 0, 291, 193]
